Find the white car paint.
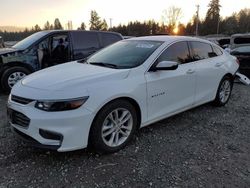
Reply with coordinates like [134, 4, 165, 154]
[7, 36, 239, 152]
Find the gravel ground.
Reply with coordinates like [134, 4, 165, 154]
[0, 84, 250, 188]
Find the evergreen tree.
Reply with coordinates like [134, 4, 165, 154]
[202, 0, 221, 35]
[44, 21, 50, 30]
[34, 24, 41, 32]
[238, 9, 250, 33]
[54, 18, 63, 30]
[101, 19, 108, 31]
[79, 22, 86, 30]
[89, 10, 103, 30]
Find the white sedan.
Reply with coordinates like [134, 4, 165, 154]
[7, 36, 239, 153]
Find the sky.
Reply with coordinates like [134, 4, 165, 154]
[0, 0, 249, 29]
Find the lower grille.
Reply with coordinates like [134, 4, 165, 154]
[8, 109, 30, 128]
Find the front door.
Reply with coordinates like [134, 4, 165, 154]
[145, 41, 196, 122]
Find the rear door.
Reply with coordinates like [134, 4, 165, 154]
[70, 31, 100, 60]
[189, 41, 226, 104]
[145, 41, 196, 121]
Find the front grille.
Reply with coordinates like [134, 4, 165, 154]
[9, 109, 30, 128]
[11, 95, 34, 105]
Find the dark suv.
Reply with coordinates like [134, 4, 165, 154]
[0, 30, 123, 91]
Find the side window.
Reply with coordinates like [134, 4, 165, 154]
[51, 35, 68, 52]
[190, 42, 215, 61]
[212, 46, 223, 56]
[71, 32, 99, 50]
[101, 33, 121, 47]
[157, 41, 191, 64]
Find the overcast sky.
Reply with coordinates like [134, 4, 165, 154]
[0, 0, 249, 29]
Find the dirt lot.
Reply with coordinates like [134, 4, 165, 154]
[0, 84, 250, 188]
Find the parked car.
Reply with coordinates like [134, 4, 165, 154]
[0, 30, 123, 91]
[0, 36, 4, 48]
[230, 33, 250, 50]
[7, 36, 238, 153]
[231, 45, 250, 77]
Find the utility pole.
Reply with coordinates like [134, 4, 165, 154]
[109, 18, 113, 29]
[216, 17, 220, 34]
[195, 4, 200, 36]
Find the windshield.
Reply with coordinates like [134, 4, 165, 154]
[12, 31, 49, 50]
[86, 40, 163, 69]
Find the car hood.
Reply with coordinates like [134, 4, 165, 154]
[0, 47, 19, 55]
[21, 61, 130, 91]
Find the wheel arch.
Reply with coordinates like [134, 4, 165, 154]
[93, 97, 142, 130]
[2, 61, 35, 74]
[223, 73, 234, 82]
[88, 96, 142, 146]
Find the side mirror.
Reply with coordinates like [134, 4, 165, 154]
[150, 61, 178, 71]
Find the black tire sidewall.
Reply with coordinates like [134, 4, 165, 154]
[1, 66, 30, 92]
[89, 99, 138, 153]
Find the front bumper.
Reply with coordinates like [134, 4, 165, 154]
[7, 98, 95, 152]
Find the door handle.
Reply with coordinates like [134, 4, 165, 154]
[215, 62, 223, 67]
[186, 69, 195, 74]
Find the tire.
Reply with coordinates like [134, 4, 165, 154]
[89, 99, 138, 153]
[1, 66, 30, 92]
[213, 76, 233, 107]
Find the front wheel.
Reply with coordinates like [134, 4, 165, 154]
[1, 66, 30, 92]
[89, 100, 138, 153]
[213, 76, 233, 106]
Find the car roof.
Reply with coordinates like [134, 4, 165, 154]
[41, 30, 122, 36]
[128, 35, 214, 45]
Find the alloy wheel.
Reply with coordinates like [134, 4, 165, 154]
[101, 108, 133, 147]
[219, 79, 231, 103]
[8, 72, 26, 88]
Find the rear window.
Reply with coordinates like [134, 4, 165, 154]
[101, 33, 122, 46]
[71, 32, 99, 50]
[190, 41, 215, 60]
[234, 37, 250, 45]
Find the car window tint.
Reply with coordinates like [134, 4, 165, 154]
[212, 45, 223, 56]
[157, 41, 191, 64]
[101, 33, 121, 46]
[190, 41, 215, 60]
[234, 37, 250, 45]
[233, 46, 250, 53]
[71, 32, 99, 50]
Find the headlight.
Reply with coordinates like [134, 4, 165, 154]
[35, 97, 89, 112]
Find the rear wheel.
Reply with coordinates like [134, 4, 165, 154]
[1, 66, 30, 92]
[213, 76, 233, 106]
[89, 99, 138, 153]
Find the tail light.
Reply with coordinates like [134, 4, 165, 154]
[236, 59, 240, 65]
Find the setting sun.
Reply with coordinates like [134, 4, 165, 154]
[173, 27, 179, 34]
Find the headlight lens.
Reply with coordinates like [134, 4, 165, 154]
[35, 97, 89, 112]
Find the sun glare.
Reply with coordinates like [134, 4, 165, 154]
[173, 27, 179, 34]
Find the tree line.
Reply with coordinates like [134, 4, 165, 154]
[0, 0, 249, 41]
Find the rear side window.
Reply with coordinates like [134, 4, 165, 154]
[212, 46, 223, 56]
[71, 32, 99, 50]
[101, 33, 121, 47]
[190, 41, 215, 60]
[157, 41, 191, 64]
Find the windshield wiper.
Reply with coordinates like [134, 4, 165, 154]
[89, 62, 118, 69]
